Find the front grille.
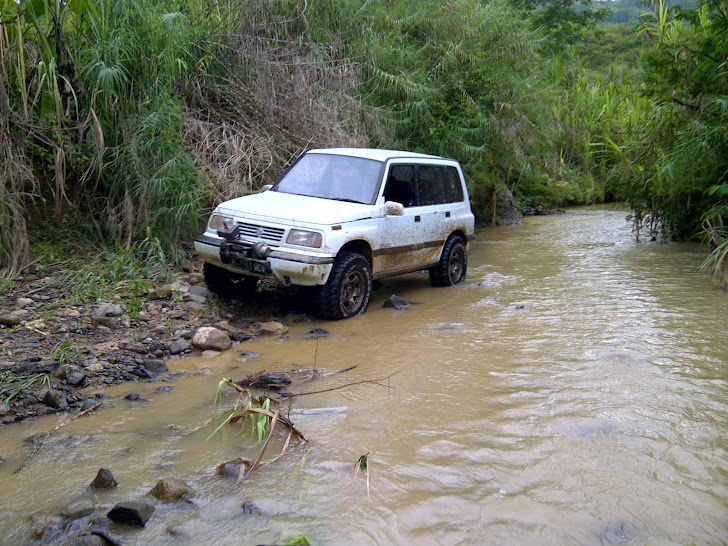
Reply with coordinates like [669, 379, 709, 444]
[237, 222, 285, 243]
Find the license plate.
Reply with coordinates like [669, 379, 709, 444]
[240, 259, 271, 275]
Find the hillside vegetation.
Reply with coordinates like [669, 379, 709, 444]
[1, 0, 726, 284]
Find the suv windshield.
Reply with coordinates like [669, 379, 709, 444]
[273, 154, 383, 204]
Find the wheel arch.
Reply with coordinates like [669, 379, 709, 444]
[338, 239, 372, 264]
[448, 229, 467, 244]
[436, 229, 468, 259]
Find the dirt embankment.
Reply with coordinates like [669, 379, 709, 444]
[0, 262, 308, 426]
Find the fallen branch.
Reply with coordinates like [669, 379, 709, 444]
[281, 371, 399, 398]
[14, 401, 102, 474]
[321, 364, 358, 377]
[250, 408, 279, 472]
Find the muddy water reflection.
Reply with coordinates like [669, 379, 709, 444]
[2, 206, 728, 544]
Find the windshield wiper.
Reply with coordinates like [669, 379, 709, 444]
[329, 197, 365, 204]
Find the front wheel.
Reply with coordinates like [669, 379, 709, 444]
[319, 252, 372, 320]
[429, 236, 467, 287]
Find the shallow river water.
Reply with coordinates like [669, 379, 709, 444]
[1, 206, 728, 545]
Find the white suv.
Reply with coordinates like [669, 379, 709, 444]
[195, 148, 475, 319]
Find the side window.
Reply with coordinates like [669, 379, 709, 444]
[442, 166, 464, 203]
[416, 165, 463, 206]
[383, 164, 416, 207]
[416, 166, 443, 206]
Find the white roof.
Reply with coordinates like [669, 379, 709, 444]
[307, 147, 444, 162]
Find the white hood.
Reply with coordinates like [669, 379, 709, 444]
[216, 191, 377, 226]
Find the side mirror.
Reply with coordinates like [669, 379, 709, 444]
[384, 201, 404, 216]
[260, 184, 273, 192]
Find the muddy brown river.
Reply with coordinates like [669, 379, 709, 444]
[1, 206, 727, 544]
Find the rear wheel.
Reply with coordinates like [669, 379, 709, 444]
[319, 252, 372, 320]
[203, 262, 258, 299]
[429, 235, 467, 287]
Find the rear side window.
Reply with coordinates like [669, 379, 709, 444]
[383, 163, 464, 207]
[416, 165, 464, 206]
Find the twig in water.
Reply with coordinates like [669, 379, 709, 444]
[281, 371, 399, 398]
[14, 401, 102, 474]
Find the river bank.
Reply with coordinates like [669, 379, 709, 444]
[0, 259, 309, 426]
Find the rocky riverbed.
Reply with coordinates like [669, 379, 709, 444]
[0, 260, 308, 426]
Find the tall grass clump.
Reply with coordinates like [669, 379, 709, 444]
[2, 0, 371, 277]
[181, 0, 369, 205]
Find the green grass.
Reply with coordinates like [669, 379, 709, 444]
[1, 371, 48, 404]
[51, 339, 83, 365]
[0, 279, 17, 293]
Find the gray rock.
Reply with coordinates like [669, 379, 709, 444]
[26, 432, 49, 444]
[66, 371, 86, 386]
[148, 478, 193, 502]
[308, 328, 330, 338]
[188, 285, 211, 298]
[184, 292, 207, 303]
[42, 389, 69, 410]
[218, 462, 247, 480]
[602, 520, 641, 543]
[107, 501, 154, 527]
[92, 303, 123, 318]
[180, 258, 194, 273]
[119, 341, 148, 354]
[495, 189, 524, 226]
[61, 534, 106, 546]
[192, 327, 231, 351]
[258, 321, 288, 336]
[90, 467, 117, 489]
[241, 501, 263, 516]
[143, 359, 168, 373]
[16, 297, 34, 309]
[148, 285, 174, 300]
[125, 393, 140, 401]
[181, 301, 207, 313]
[383, 294, 411, 310]
[0, 404, 9, 416]
[168, 342, 182, 355]
[188, 272, 204, 284]
[54, 364, 76, 379]
[62, 498, 96, 519]
[91, 316, 118, 328]
[81, 398, 99, 411]
[0, 312, 23, 326]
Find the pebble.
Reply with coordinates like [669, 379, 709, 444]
[16, 297, 34, 309]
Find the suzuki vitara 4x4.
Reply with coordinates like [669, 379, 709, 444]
[194, 148, 475, 319]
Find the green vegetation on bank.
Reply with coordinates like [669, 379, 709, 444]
[1, 0, 726, 285]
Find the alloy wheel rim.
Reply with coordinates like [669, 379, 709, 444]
[448, 246, 464, 283]
[342, 269, 365, 312]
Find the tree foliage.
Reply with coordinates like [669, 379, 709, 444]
[1, 0, 727, 283]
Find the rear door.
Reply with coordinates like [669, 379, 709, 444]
[375, 162, 465, 277]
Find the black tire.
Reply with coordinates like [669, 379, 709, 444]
[203, 262, 258, 299]
[319, 252, 372, 320]
[429, 235, 467, 287]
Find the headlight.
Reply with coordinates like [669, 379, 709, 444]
[286, 229, 322, 248]
[209, 214, 234, 233]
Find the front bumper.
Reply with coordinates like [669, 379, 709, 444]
[194, 234, 334, 286]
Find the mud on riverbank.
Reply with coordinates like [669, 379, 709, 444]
[0, 260, 311, 425]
